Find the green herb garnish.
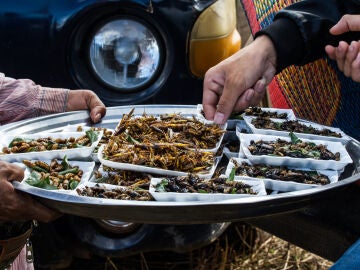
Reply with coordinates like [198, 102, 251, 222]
[25, 171, 57, 190]
[228, 167, 236, 182]
[85, 130, 99, 144]
[155, 179, 169, 192]
[289, 132, 301, 144]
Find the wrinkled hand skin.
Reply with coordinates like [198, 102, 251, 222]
[0, 161, 61, 222]
[325, 15, 360, 82]
[202, 35, 277, 125]
[67, 90, 107, 123]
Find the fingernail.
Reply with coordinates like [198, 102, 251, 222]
[246, 90, 254, 101]
[255, 78, 266, 93]
[94, 113, 101, 122]
[214, 112, 225, 124]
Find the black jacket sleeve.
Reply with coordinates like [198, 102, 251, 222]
[255, 0, 360, 72]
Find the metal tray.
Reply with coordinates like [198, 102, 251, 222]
[2, 105, 360, 224]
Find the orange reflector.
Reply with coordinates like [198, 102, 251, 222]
[189, 29, 241, 78]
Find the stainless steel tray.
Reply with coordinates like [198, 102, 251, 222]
[2, 105, 360, 224]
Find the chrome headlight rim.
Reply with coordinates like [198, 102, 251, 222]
[86, 15, 165, 94]
[67, 5, 175, 106]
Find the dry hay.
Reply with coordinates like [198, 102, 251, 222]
[179, 223, 334, 270]
[67, 223, 334, 270]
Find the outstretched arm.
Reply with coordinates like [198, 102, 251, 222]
[202, 35, 277, 124]
[0, 74, 106, 124]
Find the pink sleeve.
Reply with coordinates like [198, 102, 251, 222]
[0, 73, 70, 124]
[9, 246, 34, 270]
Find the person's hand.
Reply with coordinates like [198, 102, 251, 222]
[325, 15, 360, 82]
[66, 90, 106, 123]
[202, 35, 277, 124]
[0, 161, 61, 222]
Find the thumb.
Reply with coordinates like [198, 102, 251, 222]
[330, 15, 360, 35]
[88, 94, 106, 123]
[213, 84, 239, 125]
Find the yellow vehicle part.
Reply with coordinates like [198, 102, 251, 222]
[189, 0, 241, 78]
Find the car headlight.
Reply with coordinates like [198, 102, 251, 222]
[89, 18, 161, 91]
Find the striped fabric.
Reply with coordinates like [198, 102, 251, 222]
[0, 73, 69, 125]
[241, 0, 360, 140]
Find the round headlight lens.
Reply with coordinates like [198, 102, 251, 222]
[89, 18, 161, 91]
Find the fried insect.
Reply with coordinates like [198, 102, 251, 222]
[244, 107, 288, 119]
[76, 184, 153, 201]
[112, 109, 225, 149]
[102, 109, 222, 173]
[1, 131, 98, 154]
[248, 138, 340, 160]
[232, 160, 330, 185]
[23, 160, 50, 173]
[93, 166, 150, 188]
[103, 141, 215, 173]
[23, 158, 83, 190]
[154, 174, 257, 195]
[76, 126, 114, 153]
[251, 118, 342, 138]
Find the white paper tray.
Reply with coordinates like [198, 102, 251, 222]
[189, 121, 227, 153]
[227, 116, 247, 130]
[149, 176, 267, 202]
[15, 159, 95, 192]
[243, 116, 351, 144]
[228, 107, 296, 130]
[243, 107, 297, 120]
[61, 125, 115, 162]
[223, 147, 239, 159]
[75, 182, 153, 201]
[0, 131, 103, 162]
[88, 164, 152, 188]
[196, 103, 241, 130]
[225, 158, 339, 192]
[98, 144, 220, 178]
[222, 131, 241, 159]
[115, 111, 226, 153]
[239, 133, 352, 171]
